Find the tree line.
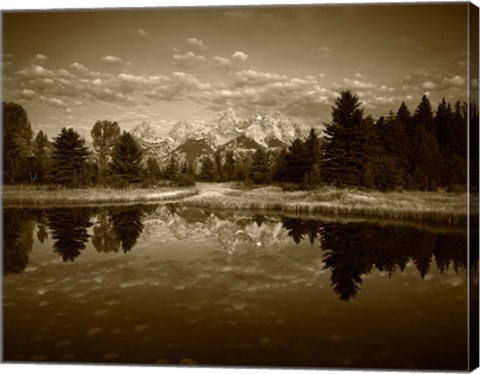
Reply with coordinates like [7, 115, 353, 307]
[3, 90, 478, 191]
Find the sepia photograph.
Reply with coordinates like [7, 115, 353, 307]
[2, 0, 479, 371]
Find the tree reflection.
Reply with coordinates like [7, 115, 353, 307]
[282, 217, 323, 245]
[46, 208, 93, 261]
[92, 209, 120, 253]
[3, 209, 35, 274]
[109, 207, 144, 253]
[282, 217, 469, 301]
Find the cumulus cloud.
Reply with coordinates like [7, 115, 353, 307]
[70, 62, 89, 74]
[186, 38, 206, 50]
[19, 89, 36, 99]
[446, 75, 465, 86]
[422, 81, 436, 90]
[34, 54, 48, 64]
[231, 51, 249, 63]
[173, 51, 207, 70]
[101, 55, 124, 65]
[213, 56, 231, 69]
[133, 28, 149, 39]
[340, 78, 375, 90]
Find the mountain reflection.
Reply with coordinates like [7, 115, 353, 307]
[3, 206, 475, 301]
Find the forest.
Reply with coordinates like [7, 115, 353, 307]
[3, 90, 479, 192]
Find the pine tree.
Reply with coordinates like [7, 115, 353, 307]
[223, 151, 236, 181]
[282, 139, 308, 184]
[249, 148, 270, 184]
[199, 156, 218, 181]
[109, 131, 143, 185]
[145, 157, 162, 186]
[164, 153, 179, 181]
[322, 91, 367, 186]
[304, 128, 321, 172]
[412, 96, 441, 189]
[49, 128, 90, 187]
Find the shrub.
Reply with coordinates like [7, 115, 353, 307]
[175, 173, 196, 187]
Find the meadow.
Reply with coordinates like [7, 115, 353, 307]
[3, 182, 476, 224]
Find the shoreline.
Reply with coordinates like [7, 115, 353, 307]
[3, 183, 477, 225]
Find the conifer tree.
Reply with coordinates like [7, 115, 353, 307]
[199, 156, 218, 181]
[49, 128, 90, 187]
[146, 157, 162, 185]
[249, 148, 270, 184]
[322, 91, 366, 186]
[223, 151, 236, 181]
[109, 131, 143, 185]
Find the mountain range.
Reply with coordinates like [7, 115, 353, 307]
[130, 108, 312, 167]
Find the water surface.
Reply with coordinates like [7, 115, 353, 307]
[3, 204, 476, 369]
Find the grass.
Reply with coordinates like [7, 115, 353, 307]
[3, 182, 477, 224]
[180, 183, 477, 225]
[2, 185, 198, 207]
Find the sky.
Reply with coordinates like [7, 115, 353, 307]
[2, 2, 474, 140]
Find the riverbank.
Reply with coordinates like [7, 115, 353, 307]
[2, 185, 198, 207]
[3, 183, 476, 224]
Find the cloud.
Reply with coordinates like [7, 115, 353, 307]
[310, 46, 332, 59]
[198, 68, 334, 120]
[173, 51, 207, 70]
[422, 81, 436, 90]
[133, 28, 149, 39]
[19, 89, 36, 99]
[233, 69, 289, 87]
[44, 97, 71, 112]
[186, 38, 206, 50]
[339, 78, 375, 90]
[445, 75, 465, 86]
[70, 62, 89, 74]
[213, 56, 231, 69]
[231, 51, 249, 63]
[101, 55, 124, 65]
[34, 54, 48, 64]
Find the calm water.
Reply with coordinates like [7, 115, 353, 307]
[3, 204, 477, 369]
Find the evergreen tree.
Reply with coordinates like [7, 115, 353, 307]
[223, 151, 236, 181]
[412, 96, 441, 189]
[272, 148, 288, 182]
[199, 156, 218, 181]
[164, 153, 179, 181]
[3, 102, 33, 184]
[109, 131, 143, 185]
[322, 91, 367, 186]
[49, 128, 90, 187]
[91, 120, 121, 185]
[282, 139, 308, 184]
[304, 128, 321, 172]
[145, 157, 162, 185]
[249, 148, 270, 184]
[234, 157, 249, 182]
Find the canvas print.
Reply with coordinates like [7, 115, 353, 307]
[2, 2, 479, 371]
